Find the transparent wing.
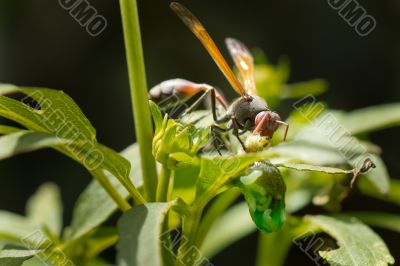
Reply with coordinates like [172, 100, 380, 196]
[170, 2, 246, 96]
[225, 38, 258, 96]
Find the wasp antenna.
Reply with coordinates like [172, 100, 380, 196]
[277, 121, 289, 142]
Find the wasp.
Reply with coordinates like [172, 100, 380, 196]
[149, 2, 289, 153]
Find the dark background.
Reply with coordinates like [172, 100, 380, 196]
[0, 0, 399, 265]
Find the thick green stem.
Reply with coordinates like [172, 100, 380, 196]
[176, 207, 203, 266]
[157, 166, 173, 202]
[92, 170, 131, 211]
[119, 0, 158, 201]
[255, 223, 295, 266]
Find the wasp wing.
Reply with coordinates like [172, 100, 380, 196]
[170, 2, 246, 96]
[225, 38, 258, 96]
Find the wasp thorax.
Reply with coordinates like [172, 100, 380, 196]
[254, 111, 281, 139]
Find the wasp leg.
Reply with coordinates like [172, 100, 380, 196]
[180, 88, 230, 123]
[231, 117, 247, 152]
[211, 124, 233, 155]
[238, 120, 252, 135]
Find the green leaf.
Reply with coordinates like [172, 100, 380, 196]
[0, 131, 61, 160]
[0, 125, 22, 135]
[26, 183, 63, 237]
[201, 202, 256, 258]
[0, 84, 143, 219]
[289, 110, 390, 193]
[363, 155, 390, 194]
[149, 100, 163, 133]
[277, 163, 352, 175]
[358, 178, 400, 206]
[0, 249, 41, 266]
[196, 154, 266, 198]
[255, 219, 306, 266]
[21, 258, 45, 266]
[270, 141, 346, 165]
[0, 84, 96, 142]
[68, 143, 143, 241]
[340, 103, 400, 135]
[281, 79, 328, 99]
[0, 211, 40, 244]
[117, 201, 176, 266]
[305, 215, 394, 265]
[347, 212, 400, 234]
[84, 227, 118, 259]
[0, 84, 132, 183]
[152, 116, 207, 169]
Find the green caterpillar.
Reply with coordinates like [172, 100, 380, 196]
[236, 161, 286, 233]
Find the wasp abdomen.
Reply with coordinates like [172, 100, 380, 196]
[148, 79, 201, 109]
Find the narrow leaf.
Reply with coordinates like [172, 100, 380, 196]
[149, 100, 163, 133]
[277, 163, 352, 175]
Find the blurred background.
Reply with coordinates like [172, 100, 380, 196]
[0, 0, 399, 265]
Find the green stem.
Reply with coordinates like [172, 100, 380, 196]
[157, 166, 173, 202]
[255, 231, 291, 266]
[255, 218, 305, 266]
[119, 0, 158, 201]
[194, 188, 241, 248]
[120, 177, 147, 205]
[92, 170, 131, 211]
[176, 207, 203, 266]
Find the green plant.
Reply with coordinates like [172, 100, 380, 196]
[0, 1, 399, 266]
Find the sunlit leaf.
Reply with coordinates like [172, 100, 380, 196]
[305, 215, 394, 266]
[26, 183, 63, 237]
[0, 84, 95, 142]
[363, 155, 390, 194]
[0, 249, 41, 266]
[196, 154, 267, 198]
[0, 211, 40, 244]
[347, 212, 400, 234]
[340, 103, 400, 135]
[277, 163, 352, 175]
[0, 84, 132, 184]
[0, 131, 60, 160]
[358, 178, 400, 206]
[281, 79, 328, 99]
[270, 141, 346, 165]
[117, 201, 176, 266]
[149, 100, 163, 133]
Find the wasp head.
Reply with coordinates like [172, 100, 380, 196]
[254, 111, 288, 141]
